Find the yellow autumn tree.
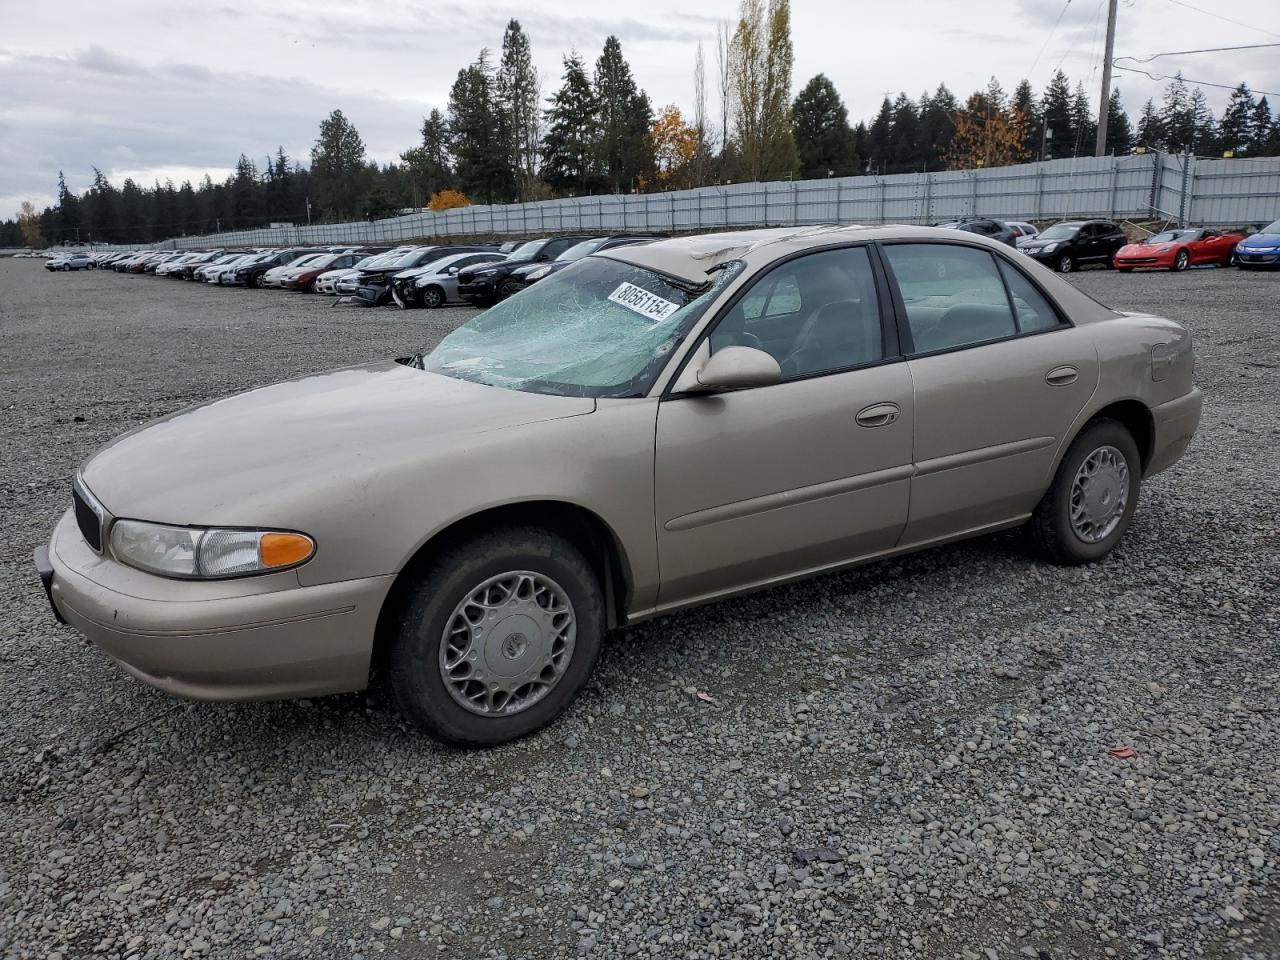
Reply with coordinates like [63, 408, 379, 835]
[650, 105, 699, 189]
[427, 189, 471, 211]
[18, 201, 45, 248]
[945, 96, 1032, 170]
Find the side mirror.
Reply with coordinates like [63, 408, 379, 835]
[689, 346, 781, 393]
[447, 266, 458, 275]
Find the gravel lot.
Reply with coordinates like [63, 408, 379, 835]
[1, 257, 1277, 960]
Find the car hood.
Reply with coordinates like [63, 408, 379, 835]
[1240, 232, 1280, 248]
[1117, 242, 1171, 255]
[81, 361, 595, 525]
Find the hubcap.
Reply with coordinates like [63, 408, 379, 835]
[424, 289, 442, 307]
[1070, 445, 1130, 543]
[439, 571, 576, 717]
[1059, 256, 1072, 272]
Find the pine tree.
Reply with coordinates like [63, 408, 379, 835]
[1137, 98, 1163, 150]
[1161, 73, 1194, 151]
[1189, 87, 1217, 154]
[791, 74, 858, 178]
[890, 93, 921, 172]
[1249, 97, 1274, 155]
[919, 84, 958, 169]
[1069, 81, 1095, 157]
[1040, 71, 1074, 159]
[866, 97, 893, 174]
[497, 20, 540, 200]
[401, 110, 453, 207]
[540, 53, 601, 195]
[1219, 83, 1256, 156]
[448, 51, 514, 203]
[1105, 88, 1133, 155]
[1012, 80, 1039, 156]
[310, 109, 367, 219]
[54, 171, 82, 243]
[595, 36, 653, 191]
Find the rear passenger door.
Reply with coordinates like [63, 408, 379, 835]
[879, 242, 1100, 545]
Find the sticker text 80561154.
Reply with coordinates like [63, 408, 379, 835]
[607, 282, 681, 322]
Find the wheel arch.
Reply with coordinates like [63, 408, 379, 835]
[372, 499, 634, 671]
[1067, 398, 1155, 476]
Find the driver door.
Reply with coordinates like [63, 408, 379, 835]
[653, 246, 914, 609]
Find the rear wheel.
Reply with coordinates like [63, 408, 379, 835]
[385, 527, 604, 747]
[421, 285, 445, 309]
[1056, 254, 1074, 273]
[1027, 419, 1140, 565]
[1172, 249, 1190, 272]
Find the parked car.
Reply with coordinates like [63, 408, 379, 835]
[231, 249, 320, 288]
[191, 253, 245, 282]
[1113, 227, 1244, 272]
[348, 247, 499, 306]
[1017, 220, 1127, 272]
[37, 225, 1202, 746]
[144, 253, 186, 275]
[935, 218, 1018, 247]
[154, 253, 201, 277]
[205, 254, 259, 284]
[46, 253, 95, 271]
[390, 252, 509, 308]
[502, 235, 659, 293]
[177, 250, 231, 280]
[261, 253, 329, 288]
[282, 252, 367, 292]
[1007, 221, 1039, 241]
[1234, 219, 1280, 269]
[456, 235, 596, 305]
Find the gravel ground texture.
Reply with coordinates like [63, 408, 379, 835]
[0, 258, 1277, 960]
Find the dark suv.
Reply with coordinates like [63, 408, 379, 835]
[456, 235, 596, 305]
[232, 249, 324, 288]
[935, 218, 1018, 247]
[1018, 220, 1127, 273]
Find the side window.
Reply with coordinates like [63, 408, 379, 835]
[709, 247, 883, 380]
[881, 244, 1017, 354]
[997, 260, 1061, 333]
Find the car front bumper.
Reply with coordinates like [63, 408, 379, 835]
[1237, 250, 1280, 265]
[457, 278, 498, 302]
[40, 510, 392, 701]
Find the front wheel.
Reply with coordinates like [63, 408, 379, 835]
[1171, 249, 1189, 272]
[1056, 254, 1074, 273]
[420, 285, 445, 309]
[1027, 419, 1140, 565]
[497, 279, 521, 301]
[385, 527, 604, 747]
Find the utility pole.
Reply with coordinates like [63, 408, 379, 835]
[1095, 0, 1119, 156]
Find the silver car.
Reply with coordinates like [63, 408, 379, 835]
[391, 251, 508, 308]
[37, 226, 1202, 746]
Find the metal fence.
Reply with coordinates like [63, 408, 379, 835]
[12, 152, 1280, 256]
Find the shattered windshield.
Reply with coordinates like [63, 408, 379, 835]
[422, 257, 744, 398]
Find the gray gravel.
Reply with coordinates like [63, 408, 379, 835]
[1, 259, 1277, 960]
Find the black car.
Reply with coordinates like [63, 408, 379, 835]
[352, 245, 496, 306]
[503, 235, 662, 292]
[456, 235, 597, 305]
[935, 218, 1018, 247]
[231, 249, 324, 287]
[1018, 220, 1127, 273]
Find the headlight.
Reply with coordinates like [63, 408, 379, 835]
[526, 267, 551, 280]
[1041, 242, 1059, 253]
[110, 520, 315, 579]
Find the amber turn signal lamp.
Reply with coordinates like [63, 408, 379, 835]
[259, 533, 315, 568]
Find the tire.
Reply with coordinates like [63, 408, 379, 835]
[1056, 254, 1074, 273]
[497, 279, 521, 301]
[385, 526, 604, 747]
[1171, 249, 1189, 272]
[248, 273, 261, 288]
[1226, 251, 1238, 268]
[421, 285, 445, 309]
[1027, 419, 1141, 566]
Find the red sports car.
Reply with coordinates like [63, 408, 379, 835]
[1114, 228, 1244, 272]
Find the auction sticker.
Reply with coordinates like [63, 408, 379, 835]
[608, 282, 681, 321]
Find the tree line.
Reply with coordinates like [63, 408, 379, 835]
[7, 0, 1280, 248]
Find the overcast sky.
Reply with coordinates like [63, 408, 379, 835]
[3, 0, 1278, 215]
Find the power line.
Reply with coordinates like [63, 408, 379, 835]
[1027, 0, 1074, 80]
[1111, 62, 1280, 98]
[1117, 42, 1280, 64]
[1162, 0, 1280, 39]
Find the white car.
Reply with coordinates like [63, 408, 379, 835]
[261, 253, 327, 288]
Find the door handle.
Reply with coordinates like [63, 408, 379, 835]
[1045, 365, 1079, 386]
[855, 402, 899, 427]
